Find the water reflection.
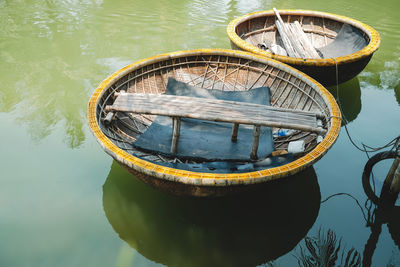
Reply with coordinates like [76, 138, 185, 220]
[0, 0, 252, 148]
[395, 82, 400, 106]
[0, 0, 106, 147]
[296, 228, 362, 266]
[103, 161, 321, 267]
[362, 204, 400, 267]
[328, 77, 361, 126]
[359, 60, 400, 92]
[361, 149, 400, 266]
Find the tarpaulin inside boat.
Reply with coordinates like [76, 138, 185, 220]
[318, 24, 368, 58]
[132, 78, 274, 161]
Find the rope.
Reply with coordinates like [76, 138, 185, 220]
[321, 192, 369, 222]
[331, 58, 400, 229]
[329, 115, 342, 120]
[332, 58, 400, 156]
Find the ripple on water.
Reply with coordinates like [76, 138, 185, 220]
[380, 61, 400, 90]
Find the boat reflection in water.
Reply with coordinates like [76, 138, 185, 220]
[328, 77, 361, 126]
[103, 161, 321, 267]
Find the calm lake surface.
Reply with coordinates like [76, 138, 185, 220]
[1, 0, 400, 266]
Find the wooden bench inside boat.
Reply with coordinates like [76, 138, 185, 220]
[105, 92, 326, 159]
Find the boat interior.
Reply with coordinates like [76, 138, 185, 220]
[235, 13, 369, 58]
[96, 54, 332, 173]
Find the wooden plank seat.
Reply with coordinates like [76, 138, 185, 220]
[105, 92, 326, 159]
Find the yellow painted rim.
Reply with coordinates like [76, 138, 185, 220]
[227, 9, 380, 66]
[88, 49, 341, 186]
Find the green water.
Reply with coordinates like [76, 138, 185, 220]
[1, 0, 400, 266]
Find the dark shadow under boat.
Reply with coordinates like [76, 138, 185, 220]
[103, 161, 321, 267]
[328, 77, 361, 126]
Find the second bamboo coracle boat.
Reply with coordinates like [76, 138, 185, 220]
[227, 9, 380, 86]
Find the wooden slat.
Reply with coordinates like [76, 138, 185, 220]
[273, 8, 302, 58]
[273, 9, 321, 59]
[107, 93, 325, 134]
[275, 19, 298, 58]
[291, 21, 321, 59]
[171, 117, 181, 154]
[231, 123, 239, 142]
[250, 126, 261, 159]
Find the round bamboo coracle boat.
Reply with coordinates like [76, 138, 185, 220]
[227, 10, 380, 86]
[88, 49, 341, 197]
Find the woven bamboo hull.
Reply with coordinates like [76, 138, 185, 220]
[123, 163, 260, 197]
[89, 49, 341, 197]
[294, 54, 372, 86]
[227, 10, 380, 86]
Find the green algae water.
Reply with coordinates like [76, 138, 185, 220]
[1, 0, 400, 266]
